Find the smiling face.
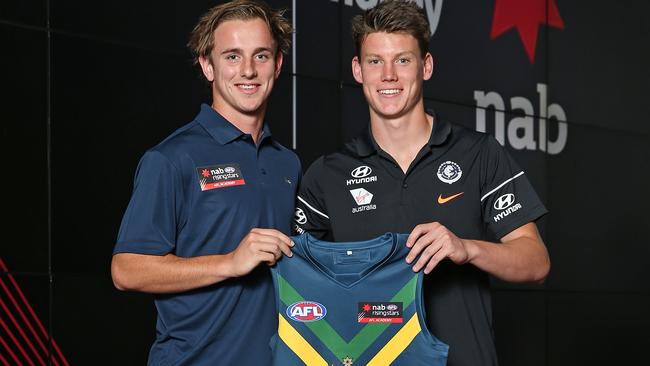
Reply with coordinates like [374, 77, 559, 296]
[199, 18, 282, 122]
[352, 32, 433, 121]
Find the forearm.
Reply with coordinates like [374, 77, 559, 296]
[464, 229, 550, 283]
[111, 252, 235, 294]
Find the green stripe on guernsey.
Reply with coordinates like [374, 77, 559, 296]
[277, 274, 417, 361]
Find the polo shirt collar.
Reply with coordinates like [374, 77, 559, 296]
[196, 103, 272, 145]
[345, 110, 452, 157]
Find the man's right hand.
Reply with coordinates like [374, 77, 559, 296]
[227, 228, 294, 277]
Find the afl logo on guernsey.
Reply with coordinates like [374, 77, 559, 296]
[287, 301, 327, 322]
[437, 161, 462, 184]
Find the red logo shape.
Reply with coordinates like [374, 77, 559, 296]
[490, 0, 565, 63]
[201, 169, 210, 178]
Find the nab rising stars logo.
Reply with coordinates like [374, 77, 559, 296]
[330, 0, 444, 37]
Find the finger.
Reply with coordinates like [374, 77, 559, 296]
[253, 235, 294, 258]
[276, 240, 294, 258]
[406, 224, 427, 248]
[423, 247, 448, 274]
[251, 228, 295, 247]
[412, 242, 442, 272]
[405, 231, 436, 263]
[258, 251, 276, 266]
[256, 242, 283, 260]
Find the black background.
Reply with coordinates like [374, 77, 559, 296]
[1, 0, 649, 364]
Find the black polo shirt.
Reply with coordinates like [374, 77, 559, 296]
[115, 104, 300, 366]
[295, 117, 547, 366]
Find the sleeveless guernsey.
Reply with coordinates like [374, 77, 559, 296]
[270, 232, 448, 366]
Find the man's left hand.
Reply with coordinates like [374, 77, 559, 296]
[405, 222, 473, 274]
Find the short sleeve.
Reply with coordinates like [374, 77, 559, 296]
[114, 150, 182, 255]
[479, 136, 548, 239]
[294, 157, 332, 240]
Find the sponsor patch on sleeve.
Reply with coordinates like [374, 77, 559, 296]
[358, 302, 403, 323]
[196, 164, 245, 191]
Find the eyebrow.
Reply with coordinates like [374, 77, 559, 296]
[363, 51, 416, 59]
[220, 47, 274, 55]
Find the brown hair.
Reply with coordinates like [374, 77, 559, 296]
[188, 0, 292, 64]
[351, 0, 430, 57]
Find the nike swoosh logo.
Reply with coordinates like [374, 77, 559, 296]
[437, 192, 464, 204]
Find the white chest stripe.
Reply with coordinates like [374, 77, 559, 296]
[297, 196, 330, 220]
[480, 171, 525, 202]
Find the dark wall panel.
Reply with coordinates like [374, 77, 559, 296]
[0, 0, 46, 27]
[339, 84, 369, 143]
[549, 1, 650, 134]
[0, 25, 49, 273]
[547, 292, 650, 365]
[296, 0, 341, 81]
[51, 33, 205, 274]
[546, 123, 650, 292]
[266, 74, 294, 148]
[295, 77, 340, 167]
[52, 274, 155, 365]
[50, 0, 222, 52]
[492, 290, 547, 366]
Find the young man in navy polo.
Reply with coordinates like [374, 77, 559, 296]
[295, 1, 551, 365]
[111, 1, 300, 365]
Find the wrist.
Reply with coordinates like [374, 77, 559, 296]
[218, 252, 238, 279]
[464, 239, 480, 264]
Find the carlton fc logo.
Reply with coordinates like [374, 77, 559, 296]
[287, 301, 327, 322]
[437, 161, 462, 184]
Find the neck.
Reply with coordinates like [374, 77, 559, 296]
[370, 105, 433, 173]
[211, 103, 266, 144]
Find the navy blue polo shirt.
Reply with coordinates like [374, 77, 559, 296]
[114, 104, 300, 366]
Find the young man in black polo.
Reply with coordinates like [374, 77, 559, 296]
[294, 1, 550, 365]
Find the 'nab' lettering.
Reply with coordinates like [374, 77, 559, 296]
[474, 83, 567, 154]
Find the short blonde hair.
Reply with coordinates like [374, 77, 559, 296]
[188, 0, 292, 64]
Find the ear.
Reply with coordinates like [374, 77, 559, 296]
[198, 55, 215, 82]
[422, 52, 434, 81]
[352, 56, 363, 84]
[274, 52, 284, 79]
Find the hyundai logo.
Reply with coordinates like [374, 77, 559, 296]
[494, 193, 515, 210]
[351, 166, 372, 178]
[294, 208, 307, 225]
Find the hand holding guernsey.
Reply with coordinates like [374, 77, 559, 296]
[271, 233, 448, 366]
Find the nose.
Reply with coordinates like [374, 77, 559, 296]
[240, 57, 257, 79]
[381, 62, 397, 82]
